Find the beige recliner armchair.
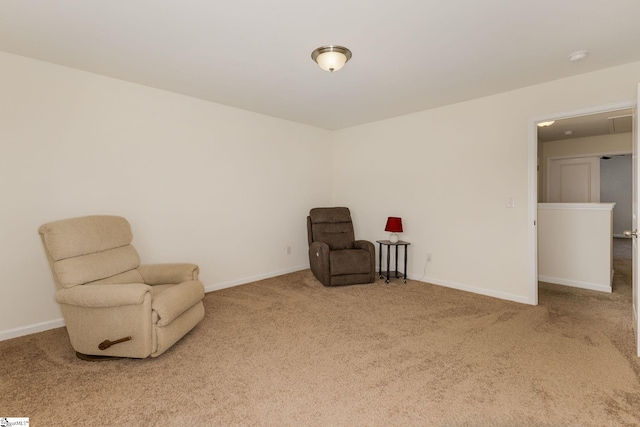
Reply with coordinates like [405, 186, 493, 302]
[38, 215, 205, 360]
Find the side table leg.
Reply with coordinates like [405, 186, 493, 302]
[378, 242, 383, 279]
[386, 244, 390, 284]
[404, 244, 408, 284]
[394, 245, 399, 279]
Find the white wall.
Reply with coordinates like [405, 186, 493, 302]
[601, 155, 633, 236]
[332, 60, 640, 304]
[3, 50, 640, 338]
[0, 52, 332, 337]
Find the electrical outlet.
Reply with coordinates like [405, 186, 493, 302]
[286, 246, 292, 255]
[426, 253, 432, 262]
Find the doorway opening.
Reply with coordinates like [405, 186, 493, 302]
[528, 102, 635, 305]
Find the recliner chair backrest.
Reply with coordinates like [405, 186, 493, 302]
[38, 215, 143, 289]
[308, 207, 355, 250]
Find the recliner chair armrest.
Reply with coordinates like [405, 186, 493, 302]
[309, 241, 331, 286]
[55, 283, 151, 308]
[138, 263, 200, 284]
[152, 280, 205, 326]
[310, 241, 330, 260]
[354, 240, 375, 254]
[354, 240, 376, 282]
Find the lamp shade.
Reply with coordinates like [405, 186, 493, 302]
[385, 217, 403, 233]
[315, 51, 347, 72]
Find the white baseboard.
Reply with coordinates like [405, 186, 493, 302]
[410, 274, 535, 305]
[203, 264, 310, 293]
[0, 318, 65, 342]
[1, 265, 311, 342]
[538, 275, 612, 293]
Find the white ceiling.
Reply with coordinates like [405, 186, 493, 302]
[2, 0, 640, 130]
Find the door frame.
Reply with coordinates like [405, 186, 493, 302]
[633, 88, 640, 357]
[527, 101, 636, 305]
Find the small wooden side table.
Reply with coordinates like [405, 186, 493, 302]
[376, 240, 411, 284]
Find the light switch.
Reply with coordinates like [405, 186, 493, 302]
[506, 197, 515, 208]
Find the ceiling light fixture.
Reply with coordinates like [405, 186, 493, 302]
[568, 50, 588, 62]
[537, 120, 555, 127]
[311, 45, 352, 72]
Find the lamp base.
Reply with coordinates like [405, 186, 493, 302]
[389, 233, 399, 243]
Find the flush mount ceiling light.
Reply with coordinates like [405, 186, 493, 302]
[311, 45, 352, 72]
[537, 120, 555, 127]
[568, 50, 588, 62]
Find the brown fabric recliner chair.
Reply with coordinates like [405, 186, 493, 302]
[307, 207, 375, 286]
[38, 215, 205, 359]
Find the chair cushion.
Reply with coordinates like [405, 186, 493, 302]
[329, 249, 371, 276]
[38, 215, 133, 261]
[312, 222, 355, 250]
[54, 245, 141, 287]
[40, 215, 142, 288]
[309, 207, 352, 223]
[84, 269, 145, 286]
[309, 207, 355, 250]
[55, 283, 151, 308]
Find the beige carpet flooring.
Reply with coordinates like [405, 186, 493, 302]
[2, 239, 640, 426]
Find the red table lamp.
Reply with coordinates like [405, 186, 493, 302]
[385, 217, 403, 243]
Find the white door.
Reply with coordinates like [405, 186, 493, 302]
[547, 157, 601, 202]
